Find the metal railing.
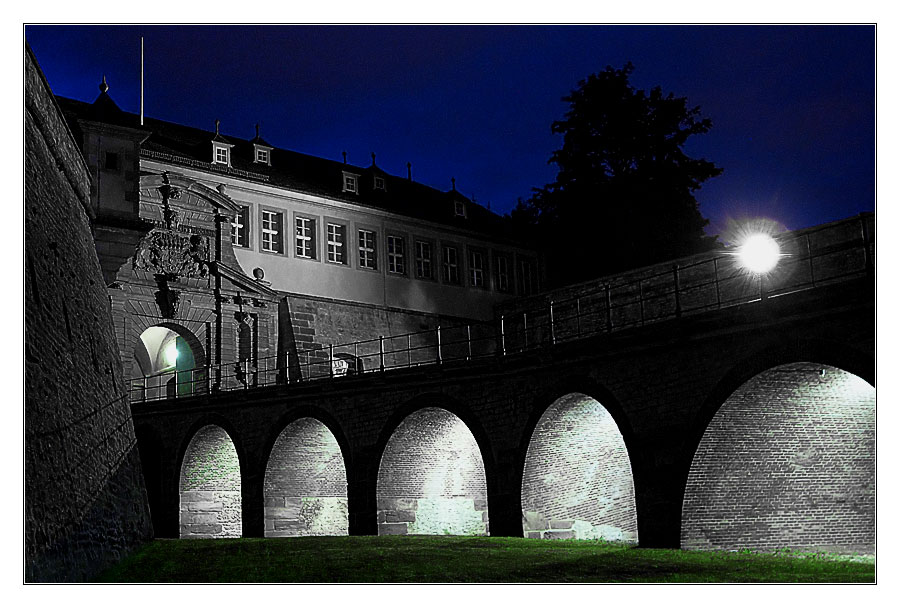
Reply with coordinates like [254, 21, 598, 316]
[129, 213, 874, 403]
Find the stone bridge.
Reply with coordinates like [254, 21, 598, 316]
[131, 215, 875, 552]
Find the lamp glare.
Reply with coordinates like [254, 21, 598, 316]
[739, 234, 780, 273]
[164, 342, 179, 366]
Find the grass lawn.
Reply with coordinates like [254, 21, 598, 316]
[94, 536, 875, 583]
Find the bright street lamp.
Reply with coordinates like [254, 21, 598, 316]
[738, 233, 780, 274]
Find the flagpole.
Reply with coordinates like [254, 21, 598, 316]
[140, 37, 144, 126]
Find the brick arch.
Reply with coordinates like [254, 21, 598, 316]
[175, 414, 248, 494]
[518, 378, 638, 542]
[177, 419, 245, 538]
[130, 319, 208, 371]
[681, 340, 875, 553]
[374, 397, 492, 536]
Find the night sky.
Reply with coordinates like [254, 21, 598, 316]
[25, 25, 874, 239]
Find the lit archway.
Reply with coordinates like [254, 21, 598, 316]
[521, 392, 637, 542]
[263, 418, 349, 536]
[682, 363, 875, 553]
[179, 425, 242, 538]
[133, 324, 205, 399]
[376, 407, 488, 536]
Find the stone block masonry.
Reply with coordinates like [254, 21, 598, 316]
[25, 44, 152, 582]
[179, 425, 242, 538]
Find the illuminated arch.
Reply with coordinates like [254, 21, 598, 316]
[682, 362, 874, 553]
[133, 323, 206, 399]
[263, 417, 349, 536]
[376, 407, 488, 536]
[521, 392, 637, 542]
[179, 424, 242, 538]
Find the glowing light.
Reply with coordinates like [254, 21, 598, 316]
[738, 234, 780, 273]
[164, 342, 179, 366]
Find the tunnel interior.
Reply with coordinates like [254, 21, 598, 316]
[179, 425, 242, 538]
[521, 392, 638, 542]
[376, 407, 489, 536]
[682, 362, 875, 553]
[263, 418, 349, 537]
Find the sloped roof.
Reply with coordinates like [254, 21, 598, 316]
[56, 94, 521, 241]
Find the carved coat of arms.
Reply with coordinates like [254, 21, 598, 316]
[133, 229, 210, 279]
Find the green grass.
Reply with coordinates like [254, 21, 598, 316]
[93, 536, 875, 583]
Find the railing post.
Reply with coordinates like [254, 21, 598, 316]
[576, 298, 582, 336]
[407, 334, 412, 368]
[549, 300, 556, 345]
[713, 257, 722, 307]
[436, 326, 442, 364]
[672, 265, 682, 317]
[523, 312, 528, 350]
[466, 325, 473, 360]
[759, 274, 767, 302]
[500, 315, 507, 356]
[379, 336, 386, 372]
[605, 283, 613, 332]
[806, 234, 816, 286]
[859, 213, 873, 275]
[329, 344, 335, 378]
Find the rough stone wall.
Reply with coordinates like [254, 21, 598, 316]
[521, 393, 638, 542]
[264, 418, 349, 536]
[682, 363, 875, 553]
[179, 425, 242, 538]
[376, 408, 488, 536]
[25, 45, 152, 582]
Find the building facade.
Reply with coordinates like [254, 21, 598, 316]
[56, 82, 540, 397]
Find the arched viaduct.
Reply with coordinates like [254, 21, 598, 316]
[132, 274, 874, 550]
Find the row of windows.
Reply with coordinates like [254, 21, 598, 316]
[231, 206, 536, 293]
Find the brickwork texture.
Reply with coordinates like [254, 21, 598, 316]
[264, 418, 349, 536]
[682, 363, 875, 553]
[180, 425, 242, 538]
[25, 44, 152, 582]
[521, 393, 638, 541]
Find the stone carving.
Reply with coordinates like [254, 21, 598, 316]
[134, 229, 210, 279]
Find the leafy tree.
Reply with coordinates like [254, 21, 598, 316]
[516, 63, 722, 287]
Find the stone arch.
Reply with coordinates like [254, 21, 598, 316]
[520, 390, 638, 542]
[376, 404, 490, 536]
[682, 360, 874, 553]
[263, 416, 349, 537]
[131, 321, 207, 399]
[178, 423, 243, 538]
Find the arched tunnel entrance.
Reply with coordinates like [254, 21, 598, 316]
[179, 425, 242, 538]
[263, 418, 349, 536]
[682, 362, 875, 553]
[521, 392, 638, 542]
[376, 407, 489, 536]
[133, 324, 205, 399]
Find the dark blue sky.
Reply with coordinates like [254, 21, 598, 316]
[25, 25, 874, 236]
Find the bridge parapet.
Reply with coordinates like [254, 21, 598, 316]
[129, 213, 873, 403]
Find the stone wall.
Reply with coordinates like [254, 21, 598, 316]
[264, 418, 349, 536]
[682, 363, 875, 553]
[25, 44, 152, 582]
[521, 393, 637, 542]
[376, 408, 488, 536]
[179, 425, 242, 538]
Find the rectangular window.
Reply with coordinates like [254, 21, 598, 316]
[295, 216, 316, 259]
[374, 175, 386, 190]
[454, 201, 466, 217]
[358, 229, 377, 270]
[231, 205, 250, 248]
[214, 145, 229, 165]
[469, 250, 484, 288]
[415, 240, 433, 279]
[518, 257, 536, 295]
[261, 210, 283, 253]
[327, 223, 346, 264]
[495, 254, 510, 292]
[387, 235, 405, 274]
[256, 148, 269, 164]
[442, 245, 459, 284]
[343, 173, 358, 193]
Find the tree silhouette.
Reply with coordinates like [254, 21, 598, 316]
[515, 63, 722, 287]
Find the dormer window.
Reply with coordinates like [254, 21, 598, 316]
[454, 200, 467, 218]
[343, 172, 359, 194]
[254, 144, 272, 166]
[374, 175, 386, 191]
[212, 143, 232, 167]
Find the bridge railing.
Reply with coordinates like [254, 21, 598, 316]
[129, 213, 873, 403]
